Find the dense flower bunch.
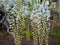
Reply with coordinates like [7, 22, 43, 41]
[0, 0, 18, 31]
[21, 0, 50, 45]
[22, 0, 50, 20]
[0, 0, 22, 45]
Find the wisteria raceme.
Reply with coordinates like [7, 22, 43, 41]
[0, 0, 22, 45]
[21, 0, 50, 45]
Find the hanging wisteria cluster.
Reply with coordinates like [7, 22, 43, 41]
[0, 0, 22, 45]
[21, 0, 50, 45]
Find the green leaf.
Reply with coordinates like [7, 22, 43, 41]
[25, 30, 32, 41]
[29, 0, 34, 11]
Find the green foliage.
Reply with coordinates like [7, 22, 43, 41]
[54, 26, 60, 32]
[21, 30, 32, 41]
[29, 0, 34, 11]
[50, 8, 55, 15]
[54, 26, 60, 43]
[20, 30, 26, 35]
[58, 10, 60, 24]
[25, 30, 32, 41]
